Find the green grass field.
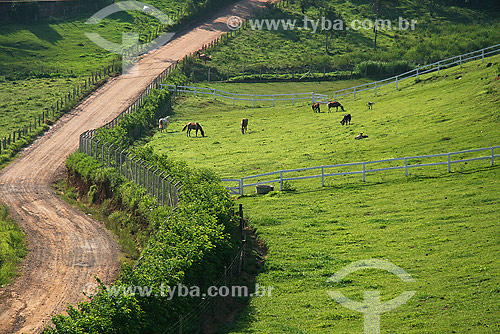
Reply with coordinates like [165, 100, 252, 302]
[0, 77, 81, 140]
[0, 204, 25, 286]
[200, 0, 500, 74]
[141, 55, 500, 332]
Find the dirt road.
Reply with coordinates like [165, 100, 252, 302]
[0, 1, 269, 332]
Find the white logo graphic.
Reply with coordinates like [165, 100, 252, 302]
[226, 15, 243, 30]
[85, 1, 175, 75]
[327, 259, 416, 334]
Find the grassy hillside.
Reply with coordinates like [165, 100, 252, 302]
[141, 55, 500, 332]
[197, 0, 500, 77]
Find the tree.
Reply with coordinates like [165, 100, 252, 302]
[319, 5, 343, 54]
[372, 0, 381, 50]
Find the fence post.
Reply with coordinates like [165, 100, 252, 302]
[396, 76, 399, 90]
[404, 158, 408, 176]
[101, 141, 105, 164]
[253, 95, 255, 108]
[416, 67, 419, 81]
[353, 87, 356, 100]
[213, 89, 216, 100]
[459, 55, 462, 68]
[239, 178, 244, 196]
[311, 92, 315, 104]
[482, 49, 485, 63]
[492, 147, 495, 166]
[438, 62, 440, 75]
[272, 95, 275, 107]
[193, 87, 196, 98]
[333, 91, 336, 101]
[239, 204, 244, 240]
[448, 153, 451, 172]
[374, 81, 377, 96]
[362, 162, 366, 182]
[233, 93, 235, 106]
[280, 171, 283, 191]
[321, 167, 325, 187]
[292, 93, 295, 106]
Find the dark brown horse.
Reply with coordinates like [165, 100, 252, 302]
[182, 122, 205, 137]
[241, 118, 248, 134]
[340, 114, 351, 126]
[327, 101, 345, 112]
[312, 102, 321, 113]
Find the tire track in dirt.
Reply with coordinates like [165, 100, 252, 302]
[0, 1, 270, 332]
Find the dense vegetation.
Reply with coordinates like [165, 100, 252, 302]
[0, 204, 25, 286]
[192, 0, 500, 80]
[144, 55, 500, 332]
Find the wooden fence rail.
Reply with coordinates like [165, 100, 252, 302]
[222, 145, 500, 195]
[333, 43, 500, 101]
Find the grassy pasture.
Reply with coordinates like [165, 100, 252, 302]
[0, 77, 80, 140]
[145, 55, 500, 179]
[141, 55, 500, 332]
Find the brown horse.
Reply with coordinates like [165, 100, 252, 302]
[327, 101, 345, 112]
[182, 122, 205, 137]
[241, 118, 248, 134]
[312, 102, 321, 113]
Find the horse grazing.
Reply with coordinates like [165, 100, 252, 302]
[158, 116, 170, 132]
[241, 118, 248, 134]
[312, 103, 321, 113]
[340, 114, 351, 126]
[327, 101, 345, 112]
[367, 101, 374, 109]
[182, 122, 205, 137]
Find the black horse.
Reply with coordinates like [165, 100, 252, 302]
[182, 122, 205, 137]
[340, 114, 351, 126]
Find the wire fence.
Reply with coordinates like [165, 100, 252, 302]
[0, 61, 120, 157]
[333, 43, 500, 101]
[161, 84, 329, 107]
[162, 205, 248, 334]
[222, 146, 500, 195]
[79, 130, 180, 207]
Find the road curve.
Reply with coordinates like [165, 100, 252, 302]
[0, 1, 269, 332]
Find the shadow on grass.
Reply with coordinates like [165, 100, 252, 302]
[26, 23, 62, 44]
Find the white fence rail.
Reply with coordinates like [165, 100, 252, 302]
[160, 84, 329, 107]
[333, 43, 500, 101]
[222, 146, 500, 195]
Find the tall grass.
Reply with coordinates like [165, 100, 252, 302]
[0, 204, 25, 286]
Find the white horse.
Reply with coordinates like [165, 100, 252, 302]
[158, 116, 170, 132]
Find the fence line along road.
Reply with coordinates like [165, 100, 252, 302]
[333, 43, 500, 101]
[160, 84, 329, 107]
[222, 145, 500, 195]
[79, 130, 180, 207]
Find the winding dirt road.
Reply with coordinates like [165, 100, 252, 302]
[0, 1, 269, 332]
